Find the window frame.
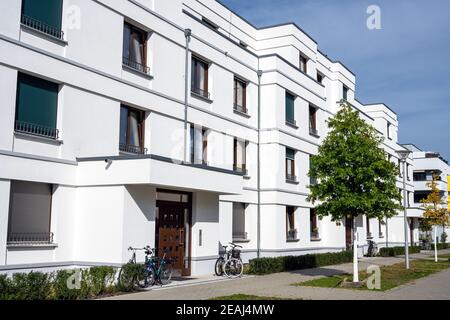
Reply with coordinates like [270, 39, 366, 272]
[191, 56, 210, 99]
[309, 105, 318, 136]
[119, 104, 146, 154]
[285, 91, 296, 127]
[299, 53, 308, 74]
[286, 206, 297, 240]
[285, 148, 297, 182]
[122, 22, 149, 74]
[233, 77, 247, 114]
[21, 0, 64, 40]
[190, 125, 208, 165]
[343, 85, 349, 100]
[233, 138, 247, 174]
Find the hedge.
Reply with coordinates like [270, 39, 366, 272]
[0, 266, 120, 300]
[247, 250, 353, 275]
[378, 246, 421, 257]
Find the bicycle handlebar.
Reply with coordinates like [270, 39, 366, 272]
[229, 242, 243, 248]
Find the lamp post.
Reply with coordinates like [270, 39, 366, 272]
[397, 149, 412, 269]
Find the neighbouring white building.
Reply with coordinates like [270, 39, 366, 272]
[403, 144, 450, 242]
[0, 0, 419, 277]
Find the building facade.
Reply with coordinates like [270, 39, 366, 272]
[403, 144, 450, 241]
[0, 0, 418, 276]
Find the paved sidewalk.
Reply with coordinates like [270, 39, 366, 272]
[107, 256, 446, 300]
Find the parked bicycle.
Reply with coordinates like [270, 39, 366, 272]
[139, 247, 173, 288]
[367, 240, 378, 257]
[214, 242, 244, 278]
[118, 246, 173, 290]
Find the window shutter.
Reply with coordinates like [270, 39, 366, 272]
[22, 0, 63, 30]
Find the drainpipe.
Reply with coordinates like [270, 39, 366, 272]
[183, 29, 192, 162]
[257, 69, 262, 259]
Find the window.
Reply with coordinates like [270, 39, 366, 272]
[8, 181, 53, 244]
[233, 77, 247, 114]
[343, 85, 349, 100]
[366, 216, 372, 238]
[413, 172, 426, 181]
[310, 209, 320, 240]
[285, 148, 297, 182]
[232, 203, 247, 241]
[398, 159, 402, 177]
[202, 17, 219, 30]
[15, 73, 59, 139]
[190, 125, 208, 165]
[123, 22, 149, 75]
[387, 122, 392, 140]
[309, 105, 318, 136]
[21, 0, 64, 39]
[299, 53, 308, 73]
[191, 56, 210, 99]
[233, 138, 247, 174]
[414, 192, 430, 204]
[407, 192, 411, 207]
[317, 72, 324, 84]
[119, 105, 146, 154]
[309, 155, 317, 186]
[285, 92, 296, 126]
[406, 164, 410, 181]
[378, 219, 384, 237]
[286, 206, 297, 241]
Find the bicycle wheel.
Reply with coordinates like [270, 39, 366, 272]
[118, 267, 135, 291]
[214, 257, 225, 276]
[159, 263, 173, 285]
[223, 258, 244, 278]
[137, 268, 155, 288]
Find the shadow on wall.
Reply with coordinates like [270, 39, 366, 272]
[126, 185, 155, 222]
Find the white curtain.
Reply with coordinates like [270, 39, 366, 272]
[236, 139, 245, 169]
[131, 34, 143, 65]
[129, 111, 140, 147]
[193, 126, 203, 164]
[235, 81, 244, 106]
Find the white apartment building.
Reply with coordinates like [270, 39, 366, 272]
[0, 0, 417, 277]
[403, 144, 450, 241]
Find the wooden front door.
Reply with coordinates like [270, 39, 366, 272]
[156, 190, 192, 276]
[345, 217, 353, 249]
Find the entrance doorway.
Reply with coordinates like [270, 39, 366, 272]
[156, 189, 192, 276]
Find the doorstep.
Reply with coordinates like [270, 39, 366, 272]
[143, 274, 255, 291]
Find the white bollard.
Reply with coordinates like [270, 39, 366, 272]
[434, 226, 438, 263]
[353, 231, 359, 282]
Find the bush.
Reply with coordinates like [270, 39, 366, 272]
[116, 263, 145, 292]
[10, 272, 53, 300]
[247, 250, 352, 275]
[0, 274, 14, 300]
[435, 243, 449, 250]
[83, 266, 116, 297]
[378, 246, 421, 257]
[53, 269, 84, 300]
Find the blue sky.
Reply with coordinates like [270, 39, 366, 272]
[221, 0, 450, 160]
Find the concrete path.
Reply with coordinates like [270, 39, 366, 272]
[105, 255, 450, 300]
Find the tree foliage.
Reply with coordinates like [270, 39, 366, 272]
[421, 173, 449, 231]
[307, 102, 402, 224]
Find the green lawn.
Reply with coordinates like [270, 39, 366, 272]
[210, 294, 289, 300]
[293, 259, 450, 291]
[438, 254, 450, 259]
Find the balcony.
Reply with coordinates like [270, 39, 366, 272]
[191, 86, 211, 100]
[233, 232, 249, 243]
[119, 143, 148, 155]
[287, 229, 299, 242]
[21, 14, 64, 40]
[122, 56, 151, 76]
[15, 121, 59, 140]
[7, 232, 54, 245]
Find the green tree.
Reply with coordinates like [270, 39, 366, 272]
[308, 102, 402, 280]
[421, 173, 449, 245]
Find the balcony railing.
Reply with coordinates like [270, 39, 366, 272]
[7, 232, 54, 245]
[286, 119, 297, 127]
[232, 232, 248, 241]
[122, 56, 151, 75]
[309, 127, 319, 136]
[310, 230, 320, 240]
[287, 229, 298, 241]
[233, 104, 248, 115]
[15, 121, 59, 139]
[21, 15, 64, 40]
[119, 143, 147, 155]
[286, 174, 298, 183]
[191, 86, 211, 100]
[233, 165, 248, 176]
